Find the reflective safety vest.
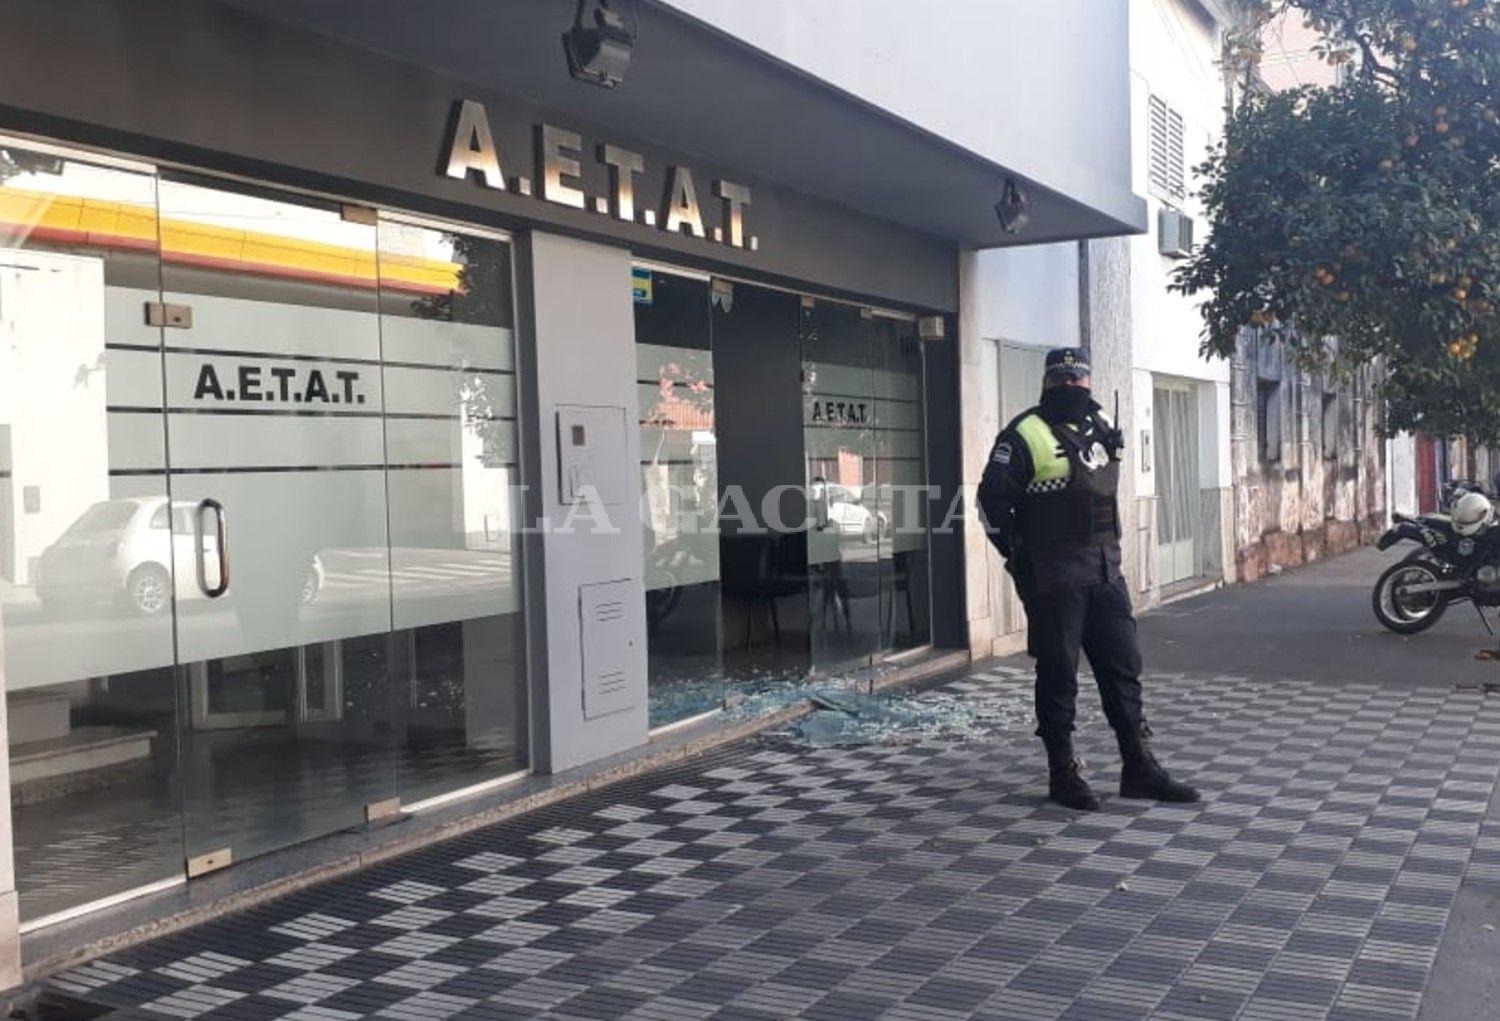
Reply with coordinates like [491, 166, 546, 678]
[1013, 411, 1122, 551]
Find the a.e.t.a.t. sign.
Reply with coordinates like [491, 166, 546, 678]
[443, 99, 757, 250]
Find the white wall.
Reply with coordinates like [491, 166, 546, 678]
[968, 243, 1080, 352]
[1128, 0, 1232, 578]
[960, 243, 1083, 656]
[1127, 0, 1229, 384]
[0, 254, 111, 587]
[1206, 381, 1232, 489]
[1388, 434, 1417, 518]
[661, 0, 1136, 225]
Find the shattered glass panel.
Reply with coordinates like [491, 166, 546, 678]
[784, 687, 1031, 748]
[681, 660, 1037, 750]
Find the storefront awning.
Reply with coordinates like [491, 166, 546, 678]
[218, 0, 1147, 249]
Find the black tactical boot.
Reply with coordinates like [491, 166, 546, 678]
[1117, 724, 1200, 802]
[1043, 737, 1101, 811]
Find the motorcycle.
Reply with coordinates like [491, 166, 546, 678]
[1372, 497, 1500, 634]
[1440, 477, 1487, 510]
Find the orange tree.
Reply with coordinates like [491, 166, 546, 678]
[1173, 0, 1499, 440]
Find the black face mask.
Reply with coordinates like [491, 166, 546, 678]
[1039, 384, 1094, 423]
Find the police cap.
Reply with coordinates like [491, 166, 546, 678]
[1044, 347, 1091, 381]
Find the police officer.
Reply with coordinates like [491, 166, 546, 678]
[978, 348, 1199, 810]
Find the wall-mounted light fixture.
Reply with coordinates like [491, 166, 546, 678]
[994, 177, 1031, 235]
[563, 0, 637, 90]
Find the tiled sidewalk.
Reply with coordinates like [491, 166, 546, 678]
[50, 664, 1500, 1021]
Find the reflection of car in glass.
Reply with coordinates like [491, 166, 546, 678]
[36, 497, 322, 617]
[821, 483, 889, 543]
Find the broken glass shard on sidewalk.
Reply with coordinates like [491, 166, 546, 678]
[788, 686, 1030, 748]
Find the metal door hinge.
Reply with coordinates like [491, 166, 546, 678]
[145, 301, 193, 329]
[186, 847, 232, 878]
[366, 798, 402, 824]
[341, 204, 378, 225]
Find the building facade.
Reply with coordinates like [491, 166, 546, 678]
[1230, 333, 1388, 580]
[962, 0, 1237, 660]
[1224, 7, 1389, 579]
[1388, 432, 1499, 517]
[1125, 0, 1238, 602]
[0, 0, 1143, 984]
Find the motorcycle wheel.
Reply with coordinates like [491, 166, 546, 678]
[1372, 559, 1450, 634]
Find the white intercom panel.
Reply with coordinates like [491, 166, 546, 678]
[556, 404, 630, 507]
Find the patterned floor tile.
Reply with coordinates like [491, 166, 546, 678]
[46, 667, 1500, 1021]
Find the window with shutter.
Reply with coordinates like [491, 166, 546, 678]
[1149, 94, 1186, 201]
[1258, 380, 1282, 464]
[1321, 392, 1339, 460]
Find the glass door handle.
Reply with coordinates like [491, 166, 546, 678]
[194, 498, 230, 597]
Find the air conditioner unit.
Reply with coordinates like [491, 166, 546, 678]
[1159, 207, 1194, 259]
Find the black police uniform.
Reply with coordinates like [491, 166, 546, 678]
[976, 348, 1198, 809]
[977, 398, 1142, 743]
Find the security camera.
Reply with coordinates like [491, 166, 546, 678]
[995, 177, 1031, 235]
[563, 0, 637, 90]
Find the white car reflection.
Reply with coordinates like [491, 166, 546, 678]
[818, 483, 890, 544]
[35, 497, 323, 617]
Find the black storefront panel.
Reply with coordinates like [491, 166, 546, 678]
[0, 0, 958, 314]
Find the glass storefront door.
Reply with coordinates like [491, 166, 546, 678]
[634, 275, 932, 707]
[802, 299, 885, 670]
[159, 183, 534, 862]
[375, 216, 528, 805]
[3, 142, 531, 924]
[1, 145, 186, 922]
[156, 176, 400, 866]
[872, 314, 932, 651]
[803, 299, 931, 671]
[710, 279, 811, 684]
[633, 267, 724, 727]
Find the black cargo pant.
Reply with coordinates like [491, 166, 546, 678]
[1027, 577, 1144, 741]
